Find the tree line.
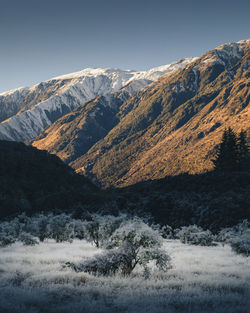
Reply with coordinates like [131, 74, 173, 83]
[213, 127, 249, 172]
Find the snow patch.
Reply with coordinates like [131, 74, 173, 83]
[0, 58, 197, 141]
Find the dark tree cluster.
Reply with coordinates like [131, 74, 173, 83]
[212, 128, 249, 172]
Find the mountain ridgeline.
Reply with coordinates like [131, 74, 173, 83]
[30, 40, 250, 188]
[0, 59, 194, 141]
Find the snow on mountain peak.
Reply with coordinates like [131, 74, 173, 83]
[201, 39, 250, 67]
[51, 67, 123, 80]
[42, 58, 198, 90]
[0, 86, 29, 97]
[0, 57, 203, 142]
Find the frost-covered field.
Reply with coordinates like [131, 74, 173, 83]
[0, 240, 249, 313]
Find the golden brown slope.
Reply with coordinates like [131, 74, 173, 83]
[30, 90, 130, 163]
[71, 41, 250, 188]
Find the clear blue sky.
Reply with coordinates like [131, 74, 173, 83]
[0, 0, 249, 93]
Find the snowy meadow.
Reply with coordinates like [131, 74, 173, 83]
[0, 214, 249, 313]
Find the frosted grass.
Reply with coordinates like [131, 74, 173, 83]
[0, 239, 249, 313]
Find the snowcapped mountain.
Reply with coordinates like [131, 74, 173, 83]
[30, 39, 249, 188]
[0, 58, 195, 141]
[201, 39, 249, 67]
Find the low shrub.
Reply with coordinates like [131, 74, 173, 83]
[0, 233, 16, 247]
[216, 227, 236, 244]
[66, 249, 128, 276]
[18, 232, 39, 246]
[176, 225, 214, 246]
[49, 214, 75, 243]
[161, 225, 174, 239]
[229, 232, 250, 256]
[217, 220, 250, 256]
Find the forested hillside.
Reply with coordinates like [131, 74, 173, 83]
[0, 141, 98, 218]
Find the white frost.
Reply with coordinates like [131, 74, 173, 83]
[0, 239, 249, 313]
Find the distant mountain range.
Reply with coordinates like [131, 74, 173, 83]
[0, 59, 194, 141]
[30, 39, 250, 188]
[0, 39, 249, 189]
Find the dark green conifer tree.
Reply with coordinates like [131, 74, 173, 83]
[212, 127, 238, 171]
[237, 130, 249, 171]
